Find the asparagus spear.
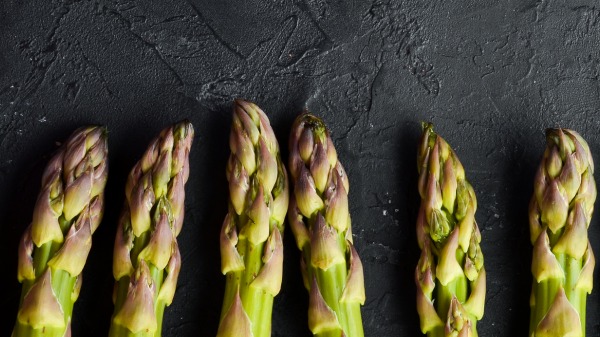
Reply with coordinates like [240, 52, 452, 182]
[216, 99, 289, 337]
[12, 126, 108, 337]
[415, 123, 486, 337]
[287, 113, 365, 337]
[109, 121, 194, 337]
[529, 128, 596, 337]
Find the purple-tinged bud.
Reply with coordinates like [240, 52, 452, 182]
[453, 155, 466, 181]
[326, 137, 338, 167]
[533, 165, 547, 208]
[298, 127, 315, 163]
[288, 197, 310, 250]
[63, 169, 92, 221]
[416, 243, 436, 295]
[72, 156, 92, 183]
[216, 289, 253, 337]
[41, 149, 64, 187]
[424, 173, 443, 221]
[159, 126, 175, 154]
[182, 152, 190, 184]
[220, 214, 245, 274]
[575, 243, 594, 293]
[310, 214, 345, 270]
[325, 169, 349, 232]
[157, 242, 182, 305]
[428, 209, 450, 243]
[138, 202, 174, 270]
[140, 138, 159, 173]
[83, 126, 104, 150]
[258, 114, 278, 156]
[235, 103, 260, 145]
[340, 242, 365, 305]
[88, 195, 104, 234]
[438, 138, 451, 162]
[464, 257, 477, 281]
[63, 135, 87, 177]
[295, 166, 324, 217]
[152, 150, 172, 198]
[17, 269, 65, 329]
[31, 174, 64, 246]
[252, 228, 284, 295]
[171, 143, 186, 180]
[92, 159, 108, 198]
[288, 146, 303, 181]
[334, 162, 350, 194]
[48, 210, 93, 276]
[464, 268, 486, 320]
[168, 170, 186, 236]
[540, 180, 568, 233]
[125, 165, 143, 204]
[529, 198, 543, 245]
[90, 135, 109, 166]
[416, 284, 443, 334]
[416, 207, 428, 250]
[436, 228, 463, 286]
[457, 206, 474, 252]
[18, 226, 35, 282]
[344, 214, 354, 244]
[271, 165, 289, 226]
[553, 202, 588, 259]
[310, 143, 331, 193]
[242, 185, 271, 245]
[445, 297, 471, 337]
[442, 158, 457, 214]
[72, 274, 82, 302]
[577, 170, 597, 220]
[418, 149, 431, 200]
[559, 153, 581, 203]
[428, 140, 441, 180]
[532, 231, 564, 282]
[112, 261, 158, 333]
[130, 173, 155, 237]
[228, 157, 250, 216]
[257, 137, 277, 192]
[534, 287, 582, 337]
[469, 235, 484, 271]
[545, 146, 563, 179]
[308, 276, 341, 334]
[113, 212, 134, 280]
[230, 124, 256, 176]
[548, 128, 571, 159]
[418, 124, 432, 168]
[569, 131, 591, 174]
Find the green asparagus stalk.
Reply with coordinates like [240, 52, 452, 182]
[12, 126, 108, 337]
[528, 128, 596, 337]
[415, 123, 486, 337]
[216, 99, 289, 337]
[287, 113, 365, 337]
[108, 121, 194, 337]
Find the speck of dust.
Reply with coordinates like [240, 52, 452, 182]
[383, 210, 387, 216]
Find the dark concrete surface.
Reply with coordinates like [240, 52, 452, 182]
[1, 0, 599, 336]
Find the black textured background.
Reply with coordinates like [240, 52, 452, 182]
[1, 0, 599, 336]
